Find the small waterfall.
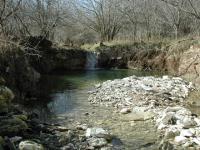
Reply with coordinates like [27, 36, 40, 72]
[85, 52, 98, 70]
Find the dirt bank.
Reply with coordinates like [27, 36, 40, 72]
[95, 38, 200, 83]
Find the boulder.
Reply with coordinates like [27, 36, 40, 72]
[87, 137, 107, 148]
[159, 112, 176, 125]
[164, 130, 179, 139]
[19, 140, 44, 150]
[180, 129, 194, 137]
[174, 136, 187, 144]
[182, 117, 197, 128]
[86, 128, 111, 140]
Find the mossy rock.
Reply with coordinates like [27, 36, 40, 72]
[0, 86, 14, 113]
[0, 77, 5, 85]
[0, 136, 5, 150]
[14, 115, 28, 121]
[0, 117, 28, 136]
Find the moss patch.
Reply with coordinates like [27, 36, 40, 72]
[0, 117, 28, 136]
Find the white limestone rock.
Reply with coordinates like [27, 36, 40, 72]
[174, 136, 187, 144]
[180, 129, 194, 137]
[120, 108, 131, 114]
[19, 141, 44, 150]
[86, 128, 111, 139]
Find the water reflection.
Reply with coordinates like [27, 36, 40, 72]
[25, 69, 163, 121]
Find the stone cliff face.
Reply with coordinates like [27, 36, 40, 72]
[0, 37, 89, 100]
[21, 36, 88, 73]
[30, 48, 88, 73]
[0, 48, 40, 99]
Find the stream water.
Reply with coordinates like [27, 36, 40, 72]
[26, 69, 163, 149]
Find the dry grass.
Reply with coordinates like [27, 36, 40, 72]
[0, 36, 21, 54]
[80, 38, 171, 51]
[167, 37, 200, 54]
[81, 36, 200, 52]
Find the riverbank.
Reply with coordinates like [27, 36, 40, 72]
[0, 83, 119, 149]
[1, 36, 200, 149]
[94, 38, 200, 78]
[1, 36, 200, 100]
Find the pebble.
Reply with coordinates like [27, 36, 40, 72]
[56, 126, 68, 132]
[76, 124, 88, 130]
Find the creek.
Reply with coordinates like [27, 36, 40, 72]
[23, 69, 164, 149]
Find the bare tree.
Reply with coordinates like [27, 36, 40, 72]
[160, 0, 200, 20]
[75, 0, 124, 41]
[157, 0, 186, 39]
[0, 0, 22, 36]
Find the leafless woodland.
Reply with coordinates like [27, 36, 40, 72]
[1, 0, 200, 44]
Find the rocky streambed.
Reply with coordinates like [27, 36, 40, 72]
[0, 84, 117, 150]
[88, 75, 200, 149]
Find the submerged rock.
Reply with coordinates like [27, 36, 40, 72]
[124, 109, 155, 121]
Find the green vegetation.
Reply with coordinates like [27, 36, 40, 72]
[0, 86, 14, 113]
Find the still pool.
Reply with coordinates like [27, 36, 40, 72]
[25, 69, 163, 149]
[31, 69, 162, 117]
